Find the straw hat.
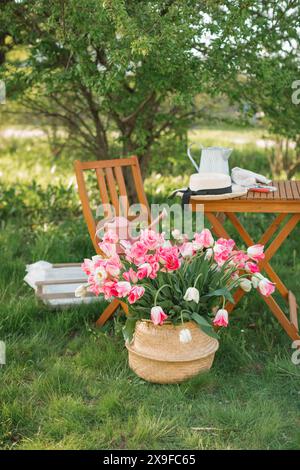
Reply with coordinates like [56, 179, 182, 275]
[172, 172, 247, 202]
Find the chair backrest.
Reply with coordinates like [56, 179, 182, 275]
[74, 156, 150, 253]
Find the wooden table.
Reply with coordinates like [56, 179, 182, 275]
[190, 181, 300, 342]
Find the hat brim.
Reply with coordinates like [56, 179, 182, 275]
[173, 184, 248, 201]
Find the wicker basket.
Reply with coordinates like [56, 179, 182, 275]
[126, 320, 219, 384]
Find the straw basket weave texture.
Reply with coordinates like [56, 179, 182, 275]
[126, 320, 219, 384]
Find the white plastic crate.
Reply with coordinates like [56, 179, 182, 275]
[24, 261, 100, 307]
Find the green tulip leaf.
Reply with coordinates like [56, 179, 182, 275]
[122, 318, 137, 343]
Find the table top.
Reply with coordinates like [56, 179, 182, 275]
[235, 181, 300, 202]
[190, 181, 300, 213]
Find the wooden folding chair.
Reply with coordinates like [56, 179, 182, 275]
[74, 156, 151, 326]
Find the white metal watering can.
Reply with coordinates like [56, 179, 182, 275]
[187, 144, 232, 175]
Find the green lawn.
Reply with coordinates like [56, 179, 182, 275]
[0, 127, 300, 450]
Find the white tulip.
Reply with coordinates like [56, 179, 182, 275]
[192, 240, 203, 251]
[205, 248, 213, 260]
[179, 328, 192, 344]
[180, 242, 194, 258]
[184, 287, 200, 304]
[94, 266, 107, 285]
[172, 229, 182, 240]
[251, 273, 264, 288]
[92, 255, 103, 262]
[239, 278, 252, 292]
[75, 284, 88, 298]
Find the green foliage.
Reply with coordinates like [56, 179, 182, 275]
[0, 0, 212, 165]
[1, 0, 299, 177]
[0, 182, 81, 226]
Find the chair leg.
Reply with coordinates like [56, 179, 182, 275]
[96, 299, 128, 327]
[96, 299, 120, 327]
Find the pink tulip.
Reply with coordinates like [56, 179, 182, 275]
[149, 265, 159, 279]
[101, 280, 118, 299]
[213, 238, 235, 266]
[103, 229, 119, 244]
[87, 279, 102, 296]
[180, 242, 194, 258]
[81, 258, 94, 276]
[129, 241, 148, 264]
[140, 229, 162, 250]
[123, 268, 138, 283]
[137, 262, 152, 280]
[114, 281, 131, 298]
[164, 253, 180, 271]
[245, 261, 260, 273]
[145, 254, 160, 279]
[150, 306, 168, 325]
[231, 250, 249, 268]
[194, 229, 214, 248]
[105, 255, 121, 278]
[218, 238, 235, 250]
[258, 278, 275, 297]
[247, 244, 265, 262]
[158, 246, 180, 271]
[213, 308, 229, 327]
[120, 239, 132, 251]
[98, 241, 117, 257]
[104, 216, 130, 241]
[128, 285, 145, 304]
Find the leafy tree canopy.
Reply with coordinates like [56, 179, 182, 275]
[0, 0, 299, 176]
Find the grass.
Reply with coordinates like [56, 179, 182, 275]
[0, 126, 300, 450]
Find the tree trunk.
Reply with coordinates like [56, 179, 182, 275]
[139, 149, 152, 179]
[122, 138, 140, 203]
[0, 33, 7, 66]
[120, 135, 153, 205]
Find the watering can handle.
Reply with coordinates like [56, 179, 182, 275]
[187, 144, 203, 172]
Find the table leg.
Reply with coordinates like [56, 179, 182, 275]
[205, 212, 232, 239]
[226, 212, 290, 299]
[206, 211, 300, 342]
[261, 294, 299, 342]
[205, 212, 247, 313]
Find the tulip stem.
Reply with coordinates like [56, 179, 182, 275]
[154, 283, 171, 306]
[180, 309, 191, 324]
[227, 273, 252, 290]
[193, 273, 202, 288]
[183, 258, 192, 274]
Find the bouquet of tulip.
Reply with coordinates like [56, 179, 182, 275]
[78, 227, 275, 343]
